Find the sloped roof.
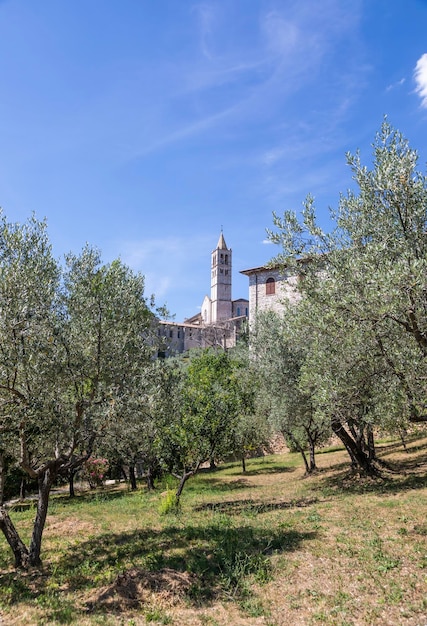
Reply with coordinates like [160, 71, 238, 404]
[216, 231, 228, 250]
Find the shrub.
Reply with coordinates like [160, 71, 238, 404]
[159, 490, 181, 515]
[82, 458, 109, 489]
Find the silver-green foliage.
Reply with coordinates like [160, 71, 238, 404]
[0, 212, 156, 567]
[267, 120, 427, 469]
[251, 308, 330, 472]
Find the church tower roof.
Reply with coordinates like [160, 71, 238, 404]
[216, 231, 228, 250]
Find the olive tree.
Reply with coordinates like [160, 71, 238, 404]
[0, 215, 156, 568]
[101, 358, 181, 491]
[251, 309, 330, 473]
[158, 349, 243, 498]
[267, 120, 427, 472]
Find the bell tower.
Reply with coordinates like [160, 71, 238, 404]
[210, 231, 232, 322]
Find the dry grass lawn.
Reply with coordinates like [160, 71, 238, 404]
[0, 437, 426, 626]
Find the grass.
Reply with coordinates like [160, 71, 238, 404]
[0, 438, 426, 625]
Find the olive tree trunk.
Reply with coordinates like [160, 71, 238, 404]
[0, 507, 29, 568]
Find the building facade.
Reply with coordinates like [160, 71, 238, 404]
[158, 232, 249, 355]
[240, 264, 300, 320]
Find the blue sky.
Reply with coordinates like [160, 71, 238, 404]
[1, 0, 427, 321]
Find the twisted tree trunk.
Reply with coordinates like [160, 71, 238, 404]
[0, 507, 29, 568]
[28, 467, 56, 567]
[331, 418, 379, 476]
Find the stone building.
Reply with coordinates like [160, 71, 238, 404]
[158, 232, 249, 355]
[240, 263, 300, 320]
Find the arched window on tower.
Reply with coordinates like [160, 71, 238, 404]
[266, 277, 276, 295]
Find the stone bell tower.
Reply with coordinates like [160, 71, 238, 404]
[210, 231, 232, 322]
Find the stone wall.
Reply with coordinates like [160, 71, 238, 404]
[245, 266, 300, 320]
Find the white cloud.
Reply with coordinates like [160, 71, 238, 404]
[133, 101, 242, 157]
[262, 147, 286, 167]
[414, 53, 427, 107]
[386, 77, 405, 91]
[193, 2, 217, 60]
[261, 11, 300, 57]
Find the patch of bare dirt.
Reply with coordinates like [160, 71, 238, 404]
[84, 567, 196, 611]
[45, 516, 96, 537]
[82, 568, 269, 625]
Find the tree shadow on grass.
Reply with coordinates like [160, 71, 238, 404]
[220, 460, 296, 477]
[71, 523, 316, 610]
[238, 464, 296, 477]
[376, 443, 427, 471]
[194, 496, 319, 515]
[189, 476, 258, 495]
[0, 521, 316, 617]
[317, 437, 427, 496]
[319, 466, 427, 496]
[376, 436, 427, 455]
[57, 486, 132, 504]
[6, 484, 131, 513]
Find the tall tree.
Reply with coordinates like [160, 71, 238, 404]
[252, 310, 330, 473]
[267, 120, 427, 472]
[227, 343, 271, 473]
[159, 349, 242, 498]
[0, 217, 156, 568]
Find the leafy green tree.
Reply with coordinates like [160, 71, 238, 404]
[101, 358, 180, 491]
[268, 120, 427, 472]
[252, 310, 330, 473]
[159, 349, 242, 498]
[227, 344, 271, 472]
[230, 410, 271, 473]
[0, 216, 156, 568]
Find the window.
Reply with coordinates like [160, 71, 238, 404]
[266, 277, 275, 295]
[237, 307, 241, 316]
[169, 329, 173, 338]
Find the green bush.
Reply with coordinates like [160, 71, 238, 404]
[158, 490, 181, 515]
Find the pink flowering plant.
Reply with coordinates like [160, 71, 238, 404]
[82, 457, 109, 489]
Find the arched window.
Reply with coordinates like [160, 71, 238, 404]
[237, 307, 241, 316]
[266, 277, 275, 295]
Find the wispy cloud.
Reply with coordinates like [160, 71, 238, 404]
[126, 0, 365, 166]
[414, 53, 427, 107]
[261, 11, 300, 57]
[133, 100, 242, 157]
[192, 2, 217, 60]
[386, 77, 405, 91]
